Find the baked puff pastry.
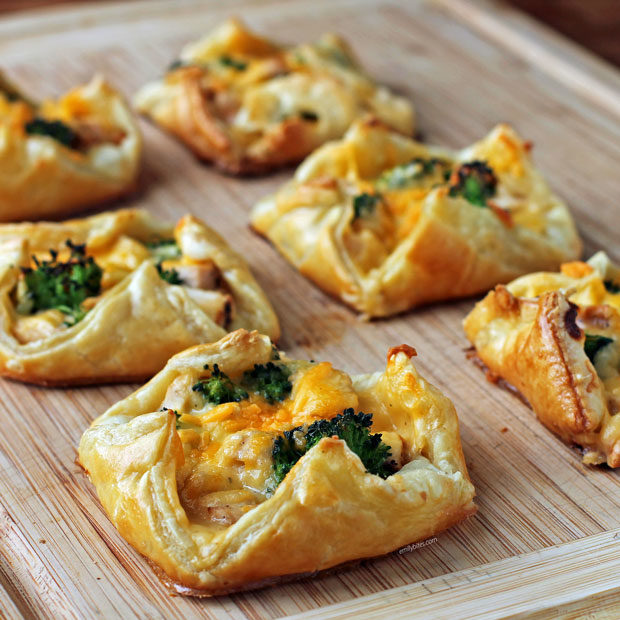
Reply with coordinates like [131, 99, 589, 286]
[0, 72, 141, 222]
[79, 329, 475, 595]
[251, 118, 582, 317]
[464, 252, 620, 467]
[0, 209, 278, 385]
[134, 18, 414, 174]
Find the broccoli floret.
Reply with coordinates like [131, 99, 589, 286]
[168, 59, 185, 71]
[299, 110, 319, 122]
[155, 262, 183, 285]
[20, 240, 102, 325]
[146, 238, 181, 261]
[192, 363, 249, 404]
[243, 362, 292, 403]
[377, 157, 449, 190]
[604, 280, 620, 294]
[448, 160, 497, 207]
[272, 408, 396, 486]
[352, 192, 381, 220]
[25, 117, 78, 149]
[584, 334, 613, 365]
[218, 55, 247, 71]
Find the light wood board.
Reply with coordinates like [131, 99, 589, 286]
[0, 0, 619, 618]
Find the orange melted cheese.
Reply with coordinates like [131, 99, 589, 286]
[172, 361, 365, 528]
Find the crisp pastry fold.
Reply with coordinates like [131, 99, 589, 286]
[0, 72, 141, 221]
[251, 118, 582, 317]
[134, 18, 414, 174]
[0, 209, 278, 385]
[78, 329, 476, 595]
[464, 252, 620, 466]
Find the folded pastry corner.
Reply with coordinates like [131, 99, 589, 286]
[251, 118, 582, 317]
[0, 71, 141, 221]
[79, 329, 476, 595]
[0, 209, 278, 385]
[134, 18, 414, 174]
[464, 252, 620, 467]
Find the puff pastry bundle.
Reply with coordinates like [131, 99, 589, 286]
[0, 209, 278, 385]
[0, 72, 141, 222]
[251, 118, 582, 317]
[464, 252, 620, 467]
[79, 329, 476, 595]
[134, 18, 414, 174]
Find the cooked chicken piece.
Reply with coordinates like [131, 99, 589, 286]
[185, 288, 234, 327]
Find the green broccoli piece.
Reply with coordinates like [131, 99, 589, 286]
[192, 363, 248, 404]
[168, 59, 185, 71]
[604, 280, 620, 294]
[21, 240, 102, 325]
[272, 408, 396, 486]
[584, 334, 613, 365]
[24, 117, 78, 149]
[218, 55, 247, 71]
[448, 160, 497, 207]
[352, 192, 381, 220]
[146, 238, 181, 261]
[377, 157, 449, 190]
[243, 362, 292, 403]
[299, 110, 319, 122]
[155, 262, 183, 285]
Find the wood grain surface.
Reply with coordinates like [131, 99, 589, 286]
[0, 0, 619, 618]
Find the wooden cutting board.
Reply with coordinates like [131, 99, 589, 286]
[1, 0, 619, 618]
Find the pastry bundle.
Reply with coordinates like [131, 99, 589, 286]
[135, 18, 414, 174]
[79, 329, 476, 594]
[0, 72, 141, 221]
[0, 209, 278, 385]
[465, 253, 619, 467]
[251, 119, 581, 316]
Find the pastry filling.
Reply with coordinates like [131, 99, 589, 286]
[11, 235, 234, 343]
[0, 90, 126, 151]
[166, 35, 386, 139]
[336, 157, 513, 272]
[584, 331, 620, 414]
[165, 356, 403, 529]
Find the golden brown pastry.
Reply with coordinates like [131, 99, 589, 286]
[464, 252, 620, 466]
[0, 72, 141, 222]
[79, 329, 476, 595]
[0, 209, 279, 385]
[251, 118, 582, 317]
[134, 18, 414, 174]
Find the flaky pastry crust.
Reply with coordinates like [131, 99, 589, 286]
[134, 18, 414, 174]
[464, 252, 620, 466]
[0, 209, 279, 385]
[0, 73, 141, 221]
[251, 119, 582, 317]
[79, 329, 476, 595]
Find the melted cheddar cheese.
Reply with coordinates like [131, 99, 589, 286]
[164, 360, 403, 529]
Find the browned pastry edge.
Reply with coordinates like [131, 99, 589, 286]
[464, 285, 619, 467]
